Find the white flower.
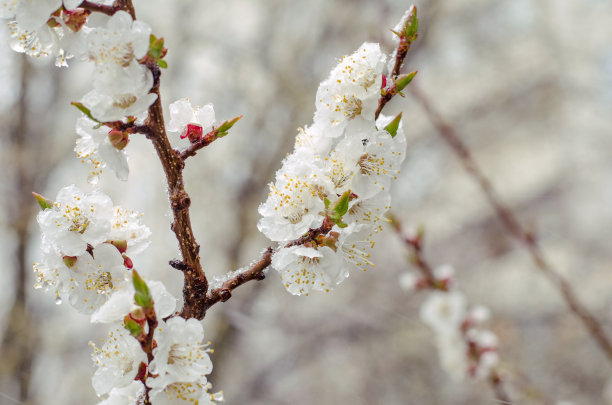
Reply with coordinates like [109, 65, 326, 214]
[257, 151, 327, 242]
[314, 42, 385, 135]
[336, 224, 378, 272]
[82, 61, 157, 122]
[150, 381, 221, 405]
[467, 305, 491, 324]
[272, 245, 343, 296]
[90, 327, 147, 396]
[349, 125, 406, 199]
[344, 190, 390, 229]
[91, 280, 176, 324]
[436, 332, 468, 380]
[8, 20, 63, 61]
[97, 381, 145, 405]
[33, 242, 73, 297]
[75, 117, 130, 182]
[420, 291, 467, 334]
[68, 243, 128, 314]
[148, 318, 213, 393]
[108, 206, 151, 255]
[11, 0, 60, 31]
[398, 271, 420, 292]
[80, 10, 151, 68]
[294, 123, 332, 157]
[167, 98, 215, 139]
[37, 184, 114, 256]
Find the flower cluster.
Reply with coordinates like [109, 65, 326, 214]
[91, 277, 222, 405]
[2, 4, 161, 181]
[402, 266, 500, 380]
[33, 184, 150, 313]
[258, 42, 407, 295]
[3, 0, 84, 66]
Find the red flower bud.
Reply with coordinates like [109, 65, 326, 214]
[123, 254, 134, 269]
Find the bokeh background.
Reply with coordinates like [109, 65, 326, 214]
[1, 0, 612, 404]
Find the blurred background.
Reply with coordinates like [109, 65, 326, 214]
[1, 0, 612, 404]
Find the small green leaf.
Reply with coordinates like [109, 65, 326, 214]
[124, 316, 143, 338]
[132, 270, 153, 309]
[71, 102, 101, 123]
[395, 71, 417, 93]
[32, 192, 54, 210]
[216, 115, 243, 136]
[332, 190, 351, 217]
[404, 6, 419, 39]
[157, 59, 167, 69]
[324, 198, 331, 209]
[384, 113, 403, 138]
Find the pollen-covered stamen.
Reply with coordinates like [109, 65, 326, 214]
[167, 340, 211, 370]
[83, 270, 115, 294]
[112, 94, 138, 109]
[341, 234, 376, 270]
[358, 152, 387, 177]
[57, 202, 93, 234]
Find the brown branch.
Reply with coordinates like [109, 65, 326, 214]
[79, 0, 118, 15]
[410, 84, 612, 363]
[393, 219, 513, 404]
[203, 247, 273, 311]
[80, 0, 135, 18]
[179, 128, 224, 160]
[142, 67, 208, 320]
[375, 6, 418, 120]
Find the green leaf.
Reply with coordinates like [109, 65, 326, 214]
[132, 270, 153, 309]
[124, 316, 143, 338]
[157, 59, 167, 69]
[32, 192, 54, 210]
[71, 102, 101, 123]
[332, 190, 351, 217]
[384, 113, 403, 138]
[324, 198, 331, 209]
[404, 6, 419, 39]
[216, 115, 243, 136]
[395, 71, 417, 93]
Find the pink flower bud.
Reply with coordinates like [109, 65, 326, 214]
[108, 129, 130, 150]
[123, 254, 133, 269]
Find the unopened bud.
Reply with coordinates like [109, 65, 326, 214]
[123, 254, 133, 269]
[108, 239, 128, 253]
[62, 255, 77, 268]
[108, 129, 130, 150]
[130, 307, 146, 322]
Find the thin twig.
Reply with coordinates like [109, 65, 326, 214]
[80, 0, 117, 16]
[410, 84, 612, 363]
[393, 219, 513, 404]
[179, 128, 224, 160]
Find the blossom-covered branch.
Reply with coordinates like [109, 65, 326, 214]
[3, 1, 423, 402]
[409, 84, 612, 363]
[393, 219, 512, 404]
